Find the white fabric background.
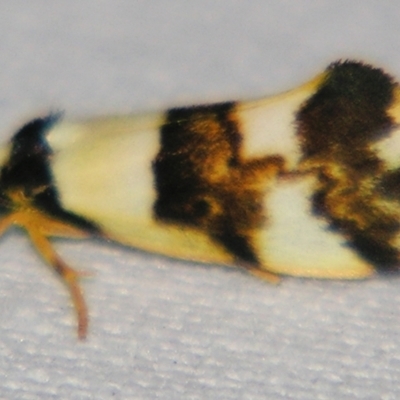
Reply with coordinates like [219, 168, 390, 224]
[0, 1, 400, 399]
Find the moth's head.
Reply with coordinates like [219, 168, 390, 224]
[0, 115, 59, 215]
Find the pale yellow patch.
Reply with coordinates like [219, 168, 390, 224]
[237, 73, 326, 170]
[254, 176, 375, 279]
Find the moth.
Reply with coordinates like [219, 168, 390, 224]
[1, 60, 400, 338]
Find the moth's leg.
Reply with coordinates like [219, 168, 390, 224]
[0, 214, 16, 236]
[26, 224, 89, 339]
[3, 188, 96, 338]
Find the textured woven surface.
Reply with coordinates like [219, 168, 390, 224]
[1, 2, 400, 399]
